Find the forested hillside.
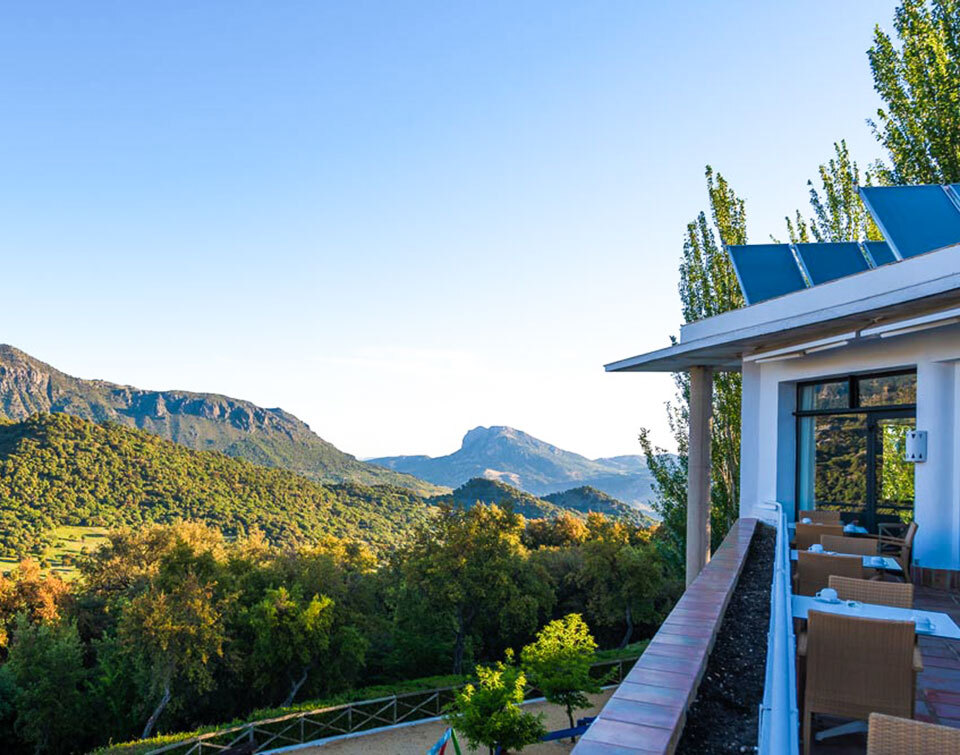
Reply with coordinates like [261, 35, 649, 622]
[0, 345, 442, 496]
[544, 486, 652, 525]
[433, 478, 647, 524]
[0, 414, 434, 557]
[434, 477, 567, 519]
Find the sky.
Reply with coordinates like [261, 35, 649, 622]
[0, 1, 900, 460]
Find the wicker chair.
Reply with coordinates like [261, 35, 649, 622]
[821, 534, 879, 556]
[828, 576, 914, 609]
[795, 551, 865, 596]
[799, 509, 843, 524]
[803, 612, 918, 755]
[867, 712, 960, 754]
[795, 523, 845, 551]
[878, 522, 918, 582]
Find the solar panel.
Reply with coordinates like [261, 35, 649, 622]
[727, 244, 808, 305]
[863, 240, 896, 267]
[860, 185, 960, 259]
[794, 242, 871, 285]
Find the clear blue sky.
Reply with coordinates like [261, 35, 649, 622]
[1, 1, 898, 459]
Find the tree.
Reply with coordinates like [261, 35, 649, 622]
[521, 614, 601, 737]
[1, 616, 90, 754]
[783, 141, 884, 243]
[399, 504, 552, 674]
[445, 652, 546, 755]
[246, 587, 334, 706]
[0, 559, 70, 652]
[868, 0, 960, 184]
[119, 571, 228, 739]
[577, 516, 664, 648]
[640, 167, 746, 574]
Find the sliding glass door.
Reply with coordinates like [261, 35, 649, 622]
[796, 371, 916, 531]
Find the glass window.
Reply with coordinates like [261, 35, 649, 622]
[799, 380, 850, 411]
[858, 373, 916, 407]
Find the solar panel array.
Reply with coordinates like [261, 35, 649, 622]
[727, 184, 960, 305]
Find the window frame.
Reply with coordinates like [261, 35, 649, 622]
[794, 368, 917, 417]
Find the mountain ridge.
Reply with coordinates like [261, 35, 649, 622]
[371, 425, 658, 511]
[0, 345, 443, 496]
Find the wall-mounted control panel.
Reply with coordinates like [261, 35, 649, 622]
[904, 430, 927, 463]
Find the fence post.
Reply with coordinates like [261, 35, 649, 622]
[348, 704, 353, 732]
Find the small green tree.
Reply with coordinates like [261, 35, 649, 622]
[521, 614, 601, 737]
[445, 653, 546, 755]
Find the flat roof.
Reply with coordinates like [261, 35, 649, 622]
[606, 243, 960, 372]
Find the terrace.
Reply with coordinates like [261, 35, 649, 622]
[576, 184, 960, 754]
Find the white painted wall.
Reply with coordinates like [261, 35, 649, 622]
[738, 322, 960, 570]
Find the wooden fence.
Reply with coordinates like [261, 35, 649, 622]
[145, 656, 638, 755]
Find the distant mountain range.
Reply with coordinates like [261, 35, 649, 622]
[371, 426, 658, 512]
[0, 345, 443, 496]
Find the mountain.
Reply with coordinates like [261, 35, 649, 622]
[543, 486, 652, 525]
[371, 426, 658, 511]
[0, 413, 435, 558]
[0, 345, 443, 496]
[436, 478, 652, 525]
[435, 478, 567, 520]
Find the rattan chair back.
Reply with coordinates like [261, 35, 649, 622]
[799, 509, 842, 524]
[820, 534, 879, 556]
[803, 613, 916, 755]
[796, 551, 865, 596]
[795, 523, 844, 551]
[867, 712, 960, 754]
[828, 576, 914, 609]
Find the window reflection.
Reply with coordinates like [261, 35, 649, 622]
[858, 373, 916, 407]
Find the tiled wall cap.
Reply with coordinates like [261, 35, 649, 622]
[573, 518, 758, 755]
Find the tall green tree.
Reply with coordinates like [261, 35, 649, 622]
[640, 167, 746, 573]
[119, 571, 228, 739]
[576, 516, 664, 648]
[398, 504, 552, 674]
[246, 587, 334, 706]
[869, 0, 960, 184]
[0, 617, 90, 755]
[520, 614, 601, 735]
[784, 141, 884, 243]
[445, 652, 546, 755]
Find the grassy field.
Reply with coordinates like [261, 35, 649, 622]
[0, 524, 109, 579]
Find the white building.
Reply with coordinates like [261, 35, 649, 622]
[607, 185, 960, 585]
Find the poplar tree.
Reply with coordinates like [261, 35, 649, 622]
[640, 167, 746, 573]
[869, 0, 960, 184]
[784, 141, 884, 244]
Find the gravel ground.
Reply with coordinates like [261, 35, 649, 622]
[676, 524, 775, 754]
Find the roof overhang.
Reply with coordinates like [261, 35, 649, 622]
[606, 243, 960, 373]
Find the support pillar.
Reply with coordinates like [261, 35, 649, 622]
[686, 365, 713, 586]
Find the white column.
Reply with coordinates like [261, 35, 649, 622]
[686, 366, 713, 586]
[914, 360, 958, 570]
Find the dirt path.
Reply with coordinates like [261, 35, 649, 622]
[292, 688, 614, 755]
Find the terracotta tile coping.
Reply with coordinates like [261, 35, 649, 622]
[573, 517, 759, 755]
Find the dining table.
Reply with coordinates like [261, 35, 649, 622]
[792, 594, 960, 639]
[789, 549, 902, 573]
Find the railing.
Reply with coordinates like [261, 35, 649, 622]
[145, 657, 638, 755]
[754, 501, 800, 755]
